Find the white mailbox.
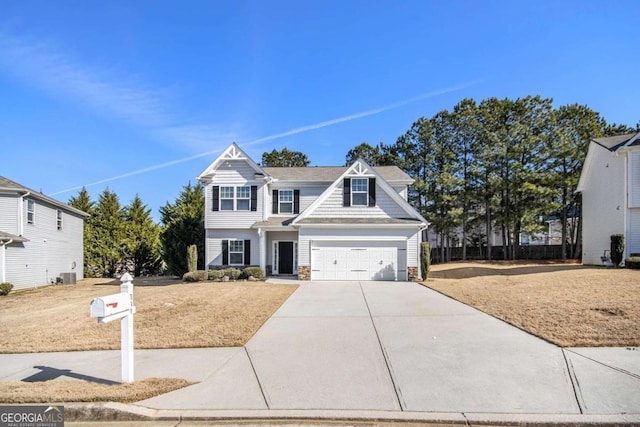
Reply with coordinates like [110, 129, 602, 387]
[90, 293, 132, 320]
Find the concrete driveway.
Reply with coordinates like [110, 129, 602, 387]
[142, 281, 639, 414]
[3, 280, 639, 419]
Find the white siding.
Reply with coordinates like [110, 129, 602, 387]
[581, 144, 626, 265]
[204, 159, 265, 229]
[0, 193, 19, 234]
[307, 181, 407, 219]
[629, 209, 640, 256]
[298, 227, 419, 270]
[630, 151, 640, 208]
[6, 198, 84, 290]
[205, 229, 260, 267]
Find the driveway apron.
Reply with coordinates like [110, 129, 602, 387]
[362, 282, 579, 413]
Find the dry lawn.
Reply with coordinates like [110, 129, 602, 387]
[0, 378, 193, 403]
[0, 278, 297, 353]
[425, 261, 640, 347]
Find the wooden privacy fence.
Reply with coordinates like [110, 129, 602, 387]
[430, 245, 573, 263]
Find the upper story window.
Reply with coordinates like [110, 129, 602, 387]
[213, 185, 257, 212]
[272, 189, 299, 215]
[26, 199, 35, 224]
[343, 177, 376, 207]
[351, 178, 368, 206]
[220, 186, 235, 210]
[236, 186, 250, 211]
[56, 209, 63, 231]
[279, 190, 293, 213]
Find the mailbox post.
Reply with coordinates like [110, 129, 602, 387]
[89, 273, 136, 383]
[120, 273, 134, 383]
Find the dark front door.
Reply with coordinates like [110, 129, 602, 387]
[278, 242, 294, 274]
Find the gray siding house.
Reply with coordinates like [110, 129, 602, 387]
[197, 143, 429, 281]
[0, 176, 88, 290]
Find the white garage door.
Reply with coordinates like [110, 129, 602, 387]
[310, 241, 406, 281]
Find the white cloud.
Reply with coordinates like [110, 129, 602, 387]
[0, 31, 172, 126]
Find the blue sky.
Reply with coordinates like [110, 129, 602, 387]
[1, 1, 638, 221]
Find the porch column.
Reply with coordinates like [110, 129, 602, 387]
[259, 229, 267, 271]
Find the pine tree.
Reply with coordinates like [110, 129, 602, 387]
[160, 182, 205, 276]
[124, 195, 162, 276]
[68, 187, 96, 277]
[91, 189, 126, 277]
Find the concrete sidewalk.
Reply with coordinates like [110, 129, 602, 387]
[2, 281, 639, 424]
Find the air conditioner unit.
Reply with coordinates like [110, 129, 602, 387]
[61, 272, 76, 285]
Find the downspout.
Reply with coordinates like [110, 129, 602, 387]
[0, 239, 11, 283]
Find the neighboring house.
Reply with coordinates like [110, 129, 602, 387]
[0, 176, 88, 290]
[577, 132, 640, 265]
[197, 143, 429, 281]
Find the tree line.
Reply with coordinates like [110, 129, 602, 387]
[68, 183, 204, 277]
[345, 96, 638, 261]
[69, 95, 638, 275]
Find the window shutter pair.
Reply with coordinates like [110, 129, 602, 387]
[272, 189, 300, 214]
[221, 239, 251, 265]
[212, 186, 257, 211]
[342, 178, 376, 207]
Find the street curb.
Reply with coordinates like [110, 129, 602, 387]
[64, 402, 640, 426]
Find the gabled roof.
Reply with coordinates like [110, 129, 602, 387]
[593, 133, 639, 152]
[292, 158, 428, 226]
[262, 165, 413, 184]
[197, 142, 265, 182]
[0, 176, 89, 217]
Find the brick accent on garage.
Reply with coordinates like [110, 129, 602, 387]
[408, 266, 419, 281]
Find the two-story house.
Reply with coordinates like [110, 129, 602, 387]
[0, 176, 88, 290]
[197, 143, 429, 281]
[577, 132, 640, 264]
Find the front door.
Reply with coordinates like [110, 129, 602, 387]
[278, 241, 294, 274]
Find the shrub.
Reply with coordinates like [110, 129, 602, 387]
[182, 270, 207, 282]
[224, 268, 242, 281]
[187, 244, 198, 273]
[0, 282, 13, 296]
[207, 269, 223, 281]
[625, 257, 640, 270]
[611, 234, 625, 267]
[420, 242, 431, 280]
[244, 266, 265, 280]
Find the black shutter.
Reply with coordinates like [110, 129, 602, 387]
[250, 186, 257, 211]
[272, 189, 279, 214]
[343, 178, 351, 207]
[293, 189, 300, 214]
[212, 186, 220, 211]
[368, 177, 376, 207]
[222, 240, 228, 265]
[244, 240, 251, 265]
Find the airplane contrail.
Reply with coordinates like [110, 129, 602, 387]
[50, 80, 479, 196]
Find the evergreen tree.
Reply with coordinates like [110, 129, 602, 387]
[345, 142, 388, 166]
[91, 189, 126, 277]
[160, 182, 205, 276]
[548, 104, 606, 259]
[68, 187, 96, 277]
[262, 147, 310, 167]
[124, 195, 162, 276]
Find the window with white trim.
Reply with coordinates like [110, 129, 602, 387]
[229, 240, 244, 265]
[236, 186, 250, 211]
[220, 186, 235, 210]
[279, 189, 293, 213]
[351, 178, 368, 206]
[27, 199, 35, 224]
[56, 209, 63, 231]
